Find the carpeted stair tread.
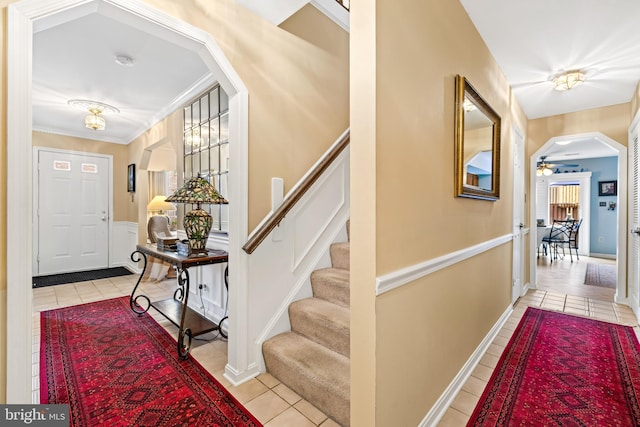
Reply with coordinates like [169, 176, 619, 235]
[330, 242, 350, 270]
[311, 268, 350, 307]
[289, 298, 350, 357]
[263, 332, 350, 426]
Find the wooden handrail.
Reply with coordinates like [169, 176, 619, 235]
[243, 129, 350, 254]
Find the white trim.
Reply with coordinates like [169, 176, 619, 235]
[529, 132, 627, 304]
[310, 0, 349, 32]
[376, 234, 513, 296]
[8, 0, 249, 401]
[419, 304, 513, 426]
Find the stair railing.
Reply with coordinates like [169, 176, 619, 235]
[242, 129, 350, 254]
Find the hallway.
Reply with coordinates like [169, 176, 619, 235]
[536, 254, 616, 302]
[32, 276, 338, 427]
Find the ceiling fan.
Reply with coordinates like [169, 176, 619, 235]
[536, 156, 579, 176]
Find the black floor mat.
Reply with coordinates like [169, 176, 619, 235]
[33, 267, 134, 288]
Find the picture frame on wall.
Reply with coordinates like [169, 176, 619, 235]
[128, 164, 136, 192]
[598, 180, 617, 196]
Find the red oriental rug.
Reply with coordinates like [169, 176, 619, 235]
[40, 297, 262, 427]
[468, 307, 640, 426]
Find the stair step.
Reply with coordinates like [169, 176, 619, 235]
[311, 268, 350, 308]
[330, 242, 350, 270]
[290, 298, 350, 357]
[263, 332, 350, 426]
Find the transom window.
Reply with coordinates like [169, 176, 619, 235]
[183, 84, 229, 233]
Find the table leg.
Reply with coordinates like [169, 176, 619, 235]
[176, 268, 192, 359]
[129, 250, 150, 315]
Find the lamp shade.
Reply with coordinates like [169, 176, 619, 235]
[165, 176, 228, 206]
[165, 176, 228, 253]
[147, 195, 175, 212]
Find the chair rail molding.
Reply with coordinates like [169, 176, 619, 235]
[376, 234, 513, 296]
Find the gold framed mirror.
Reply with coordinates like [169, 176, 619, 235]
[454, 75, 501, 201]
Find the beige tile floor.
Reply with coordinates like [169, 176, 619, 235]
[32, 255, 637, 427]
[437, 287, 638, 426]
[32, 274, 339, 427]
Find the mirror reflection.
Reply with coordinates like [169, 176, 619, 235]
[454, 75, 501, 201]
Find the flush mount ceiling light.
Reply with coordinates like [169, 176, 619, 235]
[552, 70, 585, 91]
[115, 55, 134, 67]
[68, 99, 120, 131]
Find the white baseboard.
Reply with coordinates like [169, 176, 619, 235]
[418, 304, 513, 426]
[224, 362, 260, 386]
[589, 252, 616, 260]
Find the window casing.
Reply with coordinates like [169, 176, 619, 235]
[183, 84, 229, 233]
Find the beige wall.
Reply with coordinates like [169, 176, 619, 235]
[527, 103, 631, 157]
[127, 109, 183, 243]
[351, 0, 526, 424]
[1, 0, 348, 402]
[141, 0, 349, 230]
[32, 132, 131, 222]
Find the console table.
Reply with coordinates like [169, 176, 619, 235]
[129, 244, 228, 359]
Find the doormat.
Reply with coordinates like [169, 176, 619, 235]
[467, 307, 640, 426]
[40, 297, 262, 426]
[33, 267, 134, 288]
[584, 262, 616, 288]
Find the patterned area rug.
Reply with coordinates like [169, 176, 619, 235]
[467, 308, 640, 426]
[40, 297, 262, 427]
[584, 262, 617, 288]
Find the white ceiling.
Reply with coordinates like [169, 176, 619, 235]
[33, 0, 636, 161]
[460, 0, 640, 161]
[33, 6, 214, 144]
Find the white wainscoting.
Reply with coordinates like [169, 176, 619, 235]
[242, 147, 350, 376]
[110, 221, 139, 272]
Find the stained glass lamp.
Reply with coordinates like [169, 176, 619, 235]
[166, 176, 228, 253]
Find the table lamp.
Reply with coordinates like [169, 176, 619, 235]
[146, 195, 175, 214]
[166, 175, 228, 253]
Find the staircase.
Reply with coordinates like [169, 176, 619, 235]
[262, 223, 350, 426]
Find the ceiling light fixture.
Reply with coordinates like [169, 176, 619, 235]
[552, 70, 585, 91]
[115, 55, 134, 67]
[68, 99, 120, 131]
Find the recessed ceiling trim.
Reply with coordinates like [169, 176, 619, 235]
[126, 71, 218, 144]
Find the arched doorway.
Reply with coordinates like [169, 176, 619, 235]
[7, 0, 248, 402]
[529, 132, 627, 303]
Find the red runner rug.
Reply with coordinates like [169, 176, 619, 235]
[40, 297, 262, 427]
[468, 307, 640, 426]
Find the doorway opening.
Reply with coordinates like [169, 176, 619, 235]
[529, 132, 626, 305]
[7, 0, 248, 402]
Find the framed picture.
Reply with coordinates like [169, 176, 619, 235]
[598, 180, 616, 196]
[127, 164, 136, 192]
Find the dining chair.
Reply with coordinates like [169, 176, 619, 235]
[568, 219, 583, 261]
[541, 219, 576, 263]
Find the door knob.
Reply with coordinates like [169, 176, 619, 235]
[101, 216, 107, 222]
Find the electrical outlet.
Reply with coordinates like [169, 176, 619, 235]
[198, 284, 207, 290]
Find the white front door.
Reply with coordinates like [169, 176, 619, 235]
[512, 127, 525, 304]
[36, 150, 110, 275]
[628, 122, 640, 311]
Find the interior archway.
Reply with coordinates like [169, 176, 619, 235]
[7, 0, 248, 402]
[529, 132, 627, 304]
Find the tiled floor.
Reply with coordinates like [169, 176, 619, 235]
[437, 287, 638, 426]
[32, 255, 636, 427]
[32, 274, 338, 427]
